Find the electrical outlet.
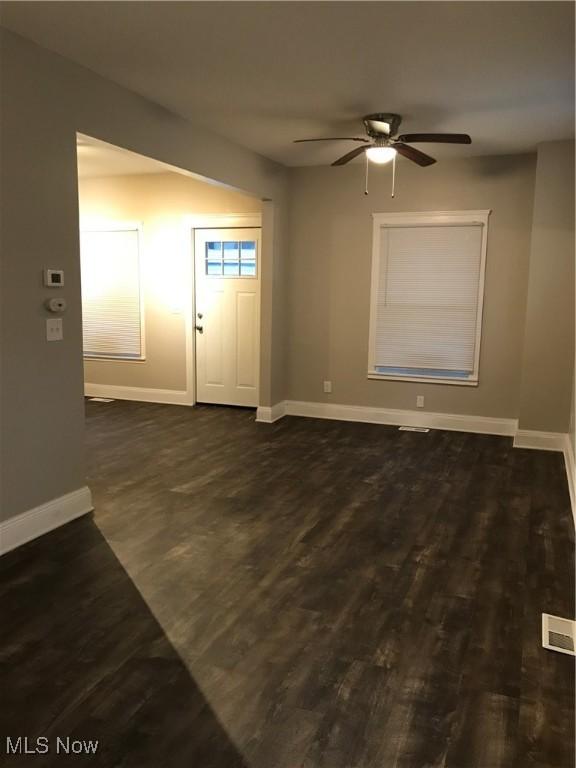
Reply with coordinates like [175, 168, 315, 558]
[46, 318, 63, 342]
[416, 395, 424, 408]
[323, 380, 332, 394]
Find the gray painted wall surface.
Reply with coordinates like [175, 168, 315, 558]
[286, 155, 537, 418]
[0, 30, 288, 522]
[518, 140, 575, 432]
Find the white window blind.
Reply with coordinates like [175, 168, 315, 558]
[80, 228, 143, 359]
[369, 213, 489, 384]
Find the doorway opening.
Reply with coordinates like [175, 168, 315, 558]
[76, 133, 263, 410]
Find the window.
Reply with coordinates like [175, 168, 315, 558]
[80, 227, 144, 360]
[205, 239, 257, 277]
[368, 211, 490, 385]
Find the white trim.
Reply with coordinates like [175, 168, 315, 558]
[367, 373, 478, 387]
[183, 222, 196, 407]
[256, 402, 287, 423]
[513, 430, 566, 451]
[371, 210, 491, 227]
[563, 433, 575, 527]
[85, 383, 193, 406]
[279, 400, 516, 436]
[368, 209, 491, 386]
[0, 487, 93, 556]
[185, 213, 262, 230]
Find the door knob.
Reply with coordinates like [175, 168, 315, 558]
[195, 325, 203, 333]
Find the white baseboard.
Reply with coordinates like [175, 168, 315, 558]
[513, 430, 574, 528]
[563, 434, 575, 527]
[0, 486, 93, 556]
[85, 383, 193, 406]
[513, 430, 566, 451]
[281, 400, 517, 436]
[255, 402, 287, 423]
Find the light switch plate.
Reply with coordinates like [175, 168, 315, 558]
[46, 318, 63, 341]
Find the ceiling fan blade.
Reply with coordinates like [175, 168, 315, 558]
[294, 137, 368, 144]
[393, 143, 436, 166]
[331, 145, 369, 166]
[396, 133, 472, 144]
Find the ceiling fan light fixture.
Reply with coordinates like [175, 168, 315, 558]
[365, 146, 397, 165]
[367, 120, 391, 135]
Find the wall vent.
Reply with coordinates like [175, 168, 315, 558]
[89, 397, 115, 403]
[542, 613, 575, 656]
[399, 426, 430, 433]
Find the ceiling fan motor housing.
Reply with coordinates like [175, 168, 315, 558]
[363, 113, 402, 139]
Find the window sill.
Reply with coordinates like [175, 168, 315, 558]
[84, 356, 147, 363]
[367, 372, 478, 387]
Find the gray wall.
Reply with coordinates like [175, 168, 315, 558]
[0, 30, 288, 523]
[286, 155, 537, 418]
[518, 140, 575, 432]
[571, 374, 575, 456]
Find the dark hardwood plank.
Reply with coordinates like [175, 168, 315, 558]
[0, 400, 573, 767]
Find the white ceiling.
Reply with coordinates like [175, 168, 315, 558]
[2, 2, 574, 167]
[77, 134, 174, 178]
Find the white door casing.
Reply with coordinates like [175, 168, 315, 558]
[194, 227, 261, 406]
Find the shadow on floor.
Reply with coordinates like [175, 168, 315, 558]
[0, 516, 249, 768]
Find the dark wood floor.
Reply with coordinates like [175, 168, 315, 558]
[1, 401, 574, 767]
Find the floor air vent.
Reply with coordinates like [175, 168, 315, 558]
[542, 613, 575, 656]
[399, 426, 430, 433]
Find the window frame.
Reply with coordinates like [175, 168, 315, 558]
[367, 210, 491, 387]
[80, 221, 146, 362]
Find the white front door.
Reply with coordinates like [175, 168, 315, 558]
[194, 228, 261, 407]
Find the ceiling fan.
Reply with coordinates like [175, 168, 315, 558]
[294, 113, 471, 167]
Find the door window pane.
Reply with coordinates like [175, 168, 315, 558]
[206, 261, 222, 275]
[240, 241, 257, 277]
[205, 239, 257, 277]
[241, 241, 256, 259]
[206, 241, 222, 256]
[223, 261, 240, 276]
[223, 241, 239, 260]
[240, 261, 256, 276]
[205, 241, 223, 275]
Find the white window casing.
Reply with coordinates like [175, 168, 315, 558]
[368, 210, 491, 386]
[80, 224, 145, 360]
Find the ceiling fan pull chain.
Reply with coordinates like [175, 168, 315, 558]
[391, 153, 396, 198]
[364, 152, 369, 196]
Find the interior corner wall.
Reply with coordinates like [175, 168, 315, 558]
[518, 140, 575, 434]
[273, 199, 289, 406]
[79, 172, 262, 393]
[570, 370, 575, 456]
[0, 29, 287, 524]
[286, 154, 536, 418]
